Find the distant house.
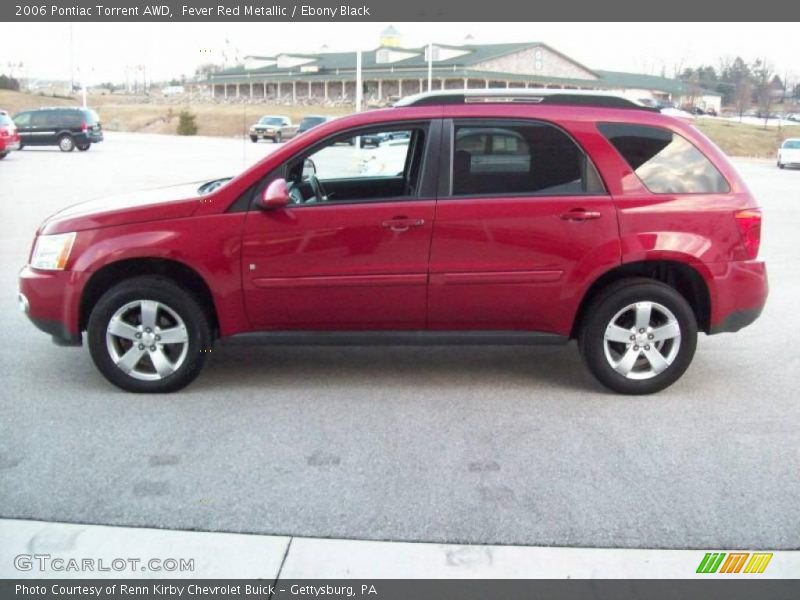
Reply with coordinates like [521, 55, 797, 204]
[161, 85, 185, 97]
[207, 38, 720, 111]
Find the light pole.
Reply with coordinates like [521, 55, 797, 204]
[356, 49, 363, 112]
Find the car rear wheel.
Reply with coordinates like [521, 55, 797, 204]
[778, 162, 785, 169]
[77, 142, 91, 151]
[579, 278, 697, 395]
[58, 135, 75, 152]
[87, 277, 212, 393]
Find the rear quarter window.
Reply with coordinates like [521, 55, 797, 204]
[598, 123, 729, 194]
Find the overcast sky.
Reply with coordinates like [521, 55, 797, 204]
[4, 22, 799, 85]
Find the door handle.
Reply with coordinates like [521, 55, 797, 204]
[381, 217, 425, 232]
[560, 208, 602, 222]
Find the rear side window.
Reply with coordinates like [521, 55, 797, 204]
[451, 120, 605, 197]
[62, 111, 84, 128]
[598, 123, 729, 194]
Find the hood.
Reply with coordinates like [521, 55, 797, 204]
[39, 181, 206, 235]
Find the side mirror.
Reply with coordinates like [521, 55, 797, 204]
[259, 178, 290, 210]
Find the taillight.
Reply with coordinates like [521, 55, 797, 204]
[81, 122, 88, 132]
[735, 209, 762, 259]
[0, 128, 7, 136]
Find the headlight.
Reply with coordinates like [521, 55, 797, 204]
[31, 232, 76, 270]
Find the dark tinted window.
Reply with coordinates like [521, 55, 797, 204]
[30, 111, 52, 127]
[598, 123, 729, 194]
[61, 111, 84, 128]
[451, 121, 605, 197]
[12, 112, 30, 126]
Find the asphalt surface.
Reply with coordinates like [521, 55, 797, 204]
[1, 133, 798, 549]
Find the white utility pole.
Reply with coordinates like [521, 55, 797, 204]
[427, 43, 433, 91]
[356, 49, 363, 112]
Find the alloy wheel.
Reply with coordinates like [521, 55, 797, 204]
[602, 301, 681, 380]
[105, 299, 189, 381]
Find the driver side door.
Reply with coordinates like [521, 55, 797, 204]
[241, 120, 439, 331]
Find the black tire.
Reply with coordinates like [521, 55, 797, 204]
[87, 276, 212, 393]
[58, 134, 75, 152]
[0, 152, 7, 160]
[77, 142, 91, 151]
[275, 132, 283, 143]
[250, 136, 258, 143]
[778, 163, 785, 169]
[578, 278, 697, 395]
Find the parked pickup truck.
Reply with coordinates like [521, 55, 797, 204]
[249, 115, 298, 143]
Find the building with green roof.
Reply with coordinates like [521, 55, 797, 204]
[206, 37, 721, 111]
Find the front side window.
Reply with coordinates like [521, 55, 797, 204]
[451, 120, 605, 197]
[598, 123, 729, 194]
[12, 112, 30, 127]
[281, 125, 427, 205]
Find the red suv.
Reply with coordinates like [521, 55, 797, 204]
[18, 91, 767, 394]
[0, 111, 21, 159]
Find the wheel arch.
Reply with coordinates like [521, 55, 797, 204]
[79, 258, 219, 335]
[571, 260, 711, 338]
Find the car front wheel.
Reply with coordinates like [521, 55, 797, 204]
[579, 278, 697, 395]
[87, 277, 212, 393]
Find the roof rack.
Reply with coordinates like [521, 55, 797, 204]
[395, 89, 657, 110]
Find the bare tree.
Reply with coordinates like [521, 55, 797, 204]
[753, 59, 775, 129]
[735, 78, 752, 122]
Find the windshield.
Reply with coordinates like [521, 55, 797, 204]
[783, 140, 800, 150]
[259, 117, 284, 126]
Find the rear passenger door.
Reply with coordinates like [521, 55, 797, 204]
[28, 110, 58, 145]
[428, 119, 620, 335]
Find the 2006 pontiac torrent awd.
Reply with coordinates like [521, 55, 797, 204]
[19, 90, 768, 394]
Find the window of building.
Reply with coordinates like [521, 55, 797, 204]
[598, 123, 730, 194]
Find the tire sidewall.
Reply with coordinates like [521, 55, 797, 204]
[580, 281, 698, 395]
[87, 278, 211, 393]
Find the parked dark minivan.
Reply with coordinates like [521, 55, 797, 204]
[13, 107, 104, 152]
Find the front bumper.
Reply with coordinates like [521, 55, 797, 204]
[18, 266, 87, 346]
[706, 260, 768, 334]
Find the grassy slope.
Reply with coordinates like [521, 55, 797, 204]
[0, 90, 349, 137]
[3, 90, 798, 156]
[694, 118, 800, 159]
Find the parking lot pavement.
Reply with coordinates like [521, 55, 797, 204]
[1, 134, 798, 550]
